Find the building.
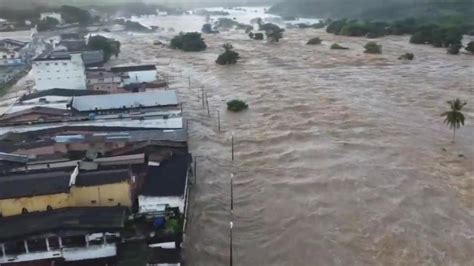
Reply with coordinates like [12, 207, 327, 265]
[111, 65, 157, 85]
[0, 165, 135, 217]
[71, 90, 179, 114]
[0, 152, 28, 173]
[40, 12, 63, 23]
[0, 207, 126, 265]
[33, 53, 87, 91]
[86, 70, 123, 92]
[0, 39, 29, 66]
[138, 154, 192, 214]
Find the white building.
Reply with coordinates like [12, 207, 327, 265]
[111, 65, 157, 85]
[33, 53, 87, 91]
[40, 12, 63, 23]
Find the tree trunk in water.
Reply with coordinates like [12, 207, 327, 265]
[452, 127, 456, 143]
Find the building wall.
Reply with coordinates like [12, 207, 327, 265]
[33, 54, 86, 91]
[70, 182, 132, 208]
[138, 195, 185, 213]
[0, 182, 131, 217]
[0, 50, 23, 66]
[0, 193, 70, 217]
[123, 70, 156, 85]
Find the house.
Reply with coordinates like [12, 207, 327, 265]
[0, 21, 15, 32]
[0, 207, 126, 265]
[138, 154, 192, 214]
[0, 39, 29, 66]
[111, 65, 157, 85]
[86, 70, 123, 92]
[0, 165, 135, 217]
[33, 52, 87, 91]
[71, 90, 179, 114]
[40, 12, 63, 23]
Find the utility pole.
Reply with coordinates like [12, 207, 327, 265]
[217, 110, 221, 132]
[231, 132, 234, 161]
[205, 93, 210, 117]
[230, 173, 234, 211]
[229, 221, 233, 266]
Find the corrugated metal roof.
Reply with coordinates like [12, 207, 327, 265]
[71, 91, 179, 112]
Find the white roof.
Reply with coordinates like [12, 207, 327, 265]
[72, 91, 178, 112]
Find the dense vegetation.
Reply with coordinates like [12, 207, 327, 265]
[201, 23, 218, 34]
[170, 33, 207, 52]
[249, 32, 264, 40]
[87, 35, 121, 62]
[260, 23, 285, 42]
[216, 44, 240, 65]
[227, 100, 249, 112]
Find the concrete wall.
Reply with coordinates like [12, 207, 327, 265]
[33, 54, 86, 91]
[138, 195, 185, 213]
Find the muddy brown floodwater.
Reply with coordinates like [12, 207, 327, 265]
[108, 24, 473, 265]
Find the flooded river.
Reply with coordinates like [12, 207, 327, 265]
[4, 6, 472, 265]
[111, 7, 474, 266]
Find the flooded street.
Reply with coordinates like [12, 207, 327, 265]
[4, 6, 473, 265]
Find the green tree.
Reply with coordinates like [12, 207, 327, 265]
[170, 32, 207, 52]
[216, 43, 240, 65]
[465, 41, 474, 54]
[398, 53, 414, 60]
[364, 41, 382, 54]
[227, 100, 248, 112]
[87, 35, 120, 61]
[441, 99, 466, 143]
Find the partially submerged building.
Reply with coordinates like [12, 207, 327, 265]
[0, 207, 126, 265]
[33, 53, 87, 91]
[111, 65, 157, 85]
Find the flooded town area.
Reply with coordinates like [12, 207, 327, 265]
[0, 5, 473, 266]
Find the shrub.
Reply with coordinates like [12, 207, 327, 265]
[466, 41, 474, 54]
[227, 100, 248, 112]
[253, 33, 264, 40]
[364, 42, 382, 54]
[216, 44, 240, 65]
[307, 37, 322, 45]
[170, 32, 207, 52]
[447, 43, 462, 55]
[326, 19, 347, 34]
[398, 53, 414, 60]
[330, 43, 349, 50]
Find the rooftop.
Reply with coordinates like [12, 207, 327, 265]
[0, 207, 127, 241]
[111, 65, 156, 72]
[0, 170, 71, 199]
[71, 90, 179, 112]
[34, 52, 71, 61]
[20, 88, 108, 101]
[141, 153, 191, 197]
[0, 38, 28, 49]
[86, 70, 120, 79]
[0, 152, 28, 163]
[75, 168, 130, 187]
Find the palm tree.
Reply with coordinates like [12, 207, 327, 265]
[441, 99, 467, 143]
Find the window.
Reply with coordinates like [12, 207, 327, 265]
[2, 55, 6, 59]
[91, 200, 97, 204]
[108, 198, 114, 202]
[45, 63, 49, 66]
[22, 208, 28, 214]
[55, 62, 58, 65]
[63, 62, 67, 66]
[47, 205, 53, 211]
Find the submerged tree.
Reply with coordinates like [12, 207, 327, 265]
[398, 53, 414, 60]
[466, 41, 474, 54]
[330, 43, 349, 50]
[88, 35, 121, 61]
[170, 32, 207, 52]
[447, 43, 462, 55]
[441, 99, 467, 143]
[216, 43, 240, 65]
[307, 37, 322, 45]
[364, 41, 382, 54]
[227, 99, 248, 112]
